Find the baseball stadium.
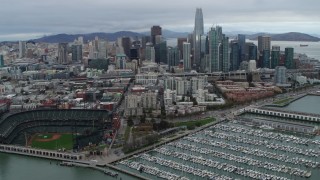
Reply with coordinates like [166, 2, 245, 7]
[0, 109, 112, 151]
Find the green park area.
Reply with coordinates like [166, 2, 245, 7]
[273, 97, 293, 105]
[174, 117, 215, 130]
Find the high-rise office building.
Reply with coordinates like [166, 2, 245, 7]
[272, 45, 280, 51]
[262, 50, 270, 68]
[208, 26, 221, 72]
[19, 41, 26, 58]
[71, 45, 83, 62]
[200, 35, 208, 72]
[58, 43, 68, 64]
[275, 66, 287, 85]
[177, 38, 187, 59]
[230, 41, 240, 71]
[220, 35, 229, 72]
[248, 44, 257, 60]
[151, 26, 162, 45]
[98, 41, 107, 59]
[271, 49, 280, 69]
[167, 47, 180, 68]
[141, 36, 151, 49]
[121, 37, 131, 58]
[258, 36, 271, 53]
[145, 43, 155, 62]
[183, 42, 191, 72]
[155, 41, 167, 64]
[193, 8, 204, 71]
[285, 47, 294, 69]
[0, 54, 4, 67]
[238, 34, 246, 61]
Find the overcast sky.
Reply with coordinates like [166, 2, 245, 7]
[0, 0, 319, 41]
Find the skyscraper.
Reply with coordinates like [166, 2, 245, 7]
[145, 43, 155, 62]
[230, 41, 240, 71]
[177, 38, 187, 59]
[151, 26, 162, 45]
[271, 46, 280, 69]
[121, 37, 131, 58]
[19, 41, 26, 58]
[193, 8, 204, 71]
[275, 66, 287, 85]
[155, 41, 167, 64]
[258, 36, 271, 53]
[97, 41, 107, 59]
[208, 26, 221, 72]
[183, 42, 191, 72]
[220, 35, 229, 72]
[0, 54, 4, 67]
[285, 47, 294, 69]
[58, 43, 68, 64]
[262, 50, 270, 68]
[167, 47, 180, 68]
[248, 44, 257, 60]
[71, 45, 82, 62]
[238, 34, 246, 61]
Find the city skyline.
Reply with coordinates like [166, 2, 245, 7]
[0, 0, 320, 41]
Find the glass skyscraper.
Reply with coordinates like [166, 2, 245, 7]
[193, 8, 204, 71]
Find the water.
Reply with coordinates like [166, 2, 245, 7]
[0, 153, 136, 180]
[166, 38, 320, 60]
[281, 95, 320, 115]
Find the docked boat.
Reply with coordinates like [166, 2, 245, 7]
[104, 170, 118, 177]
[300, 44, 308, 47]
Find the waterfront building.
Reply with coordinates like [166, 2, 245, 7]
[285, 47, 294, 69]
[151, 25, 162, 45]
[183, 42, 191, 72]
[193, 8, 204, 71]
[275, 66, 287, 85]
[58, 43, 68, 64]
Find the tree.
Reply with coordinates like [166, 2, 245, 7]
[127, 116, 134, 127]
[140, 115, 146, 124]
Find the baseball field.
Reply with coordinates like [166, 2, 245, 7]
[30, 133, 74, 150]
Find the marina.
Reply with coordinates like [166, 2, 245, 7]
[114, 120, 320, 180]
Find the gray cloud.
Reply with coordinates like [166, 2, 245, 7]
[0, 0, 319, 41]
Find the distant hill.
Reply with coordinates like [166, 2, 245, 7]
[247, 32, 320, 42]
[31, 31, 143, 43]
[30, 30, 190, 43]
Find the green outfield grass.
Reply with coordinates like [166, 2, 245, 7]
[31, 133, 74, 150]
